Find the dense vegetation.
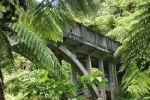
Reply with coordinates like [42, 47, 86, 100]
[0, 0, 150, 99]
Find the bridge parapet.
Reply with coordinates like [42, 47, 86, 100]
[65, 23, 120, 54]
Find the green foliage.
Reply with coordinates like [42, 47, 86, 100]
[61, 60, 72, 79]
[59, 0, 102, 17]
[3, 54, 75, 100]
[115, 90, 133, 100]
[106, 0, 150, 98]
[121, 62, 150, 98]
[4, 69, 75, 100]
[0, 32, 14, 73]
[94, 15, 115, 33]
[2, 0, 150, 99]
[80, 68, 107, 88]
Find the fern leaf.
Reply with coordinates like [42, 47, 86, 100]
[8, 23, 64, 79]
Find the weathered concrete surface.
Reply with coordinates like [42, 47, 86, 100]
[65, 23, 120, 54]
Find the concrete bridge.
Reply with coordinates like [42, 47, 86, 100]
[48, 23, 120, 100]
[9, 23, 120, 100]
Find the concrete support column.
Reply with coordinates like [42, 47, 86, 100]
[108, 61, 118, 100]
[71, 50, 78, 95]
[71, 51, 77, 83]
[114, 63, 118, 93]
[85, 55, 92, 74]
[71, 66, 77, 85]
[84, 55, 92, 95]
[98, 58, 106, 100]
[71, 65, 78, 95]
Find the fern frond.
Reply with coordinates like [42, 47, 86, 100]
[30, 0, 101, 42]
[57, 0, 101, 16]
[111, 1, 150, 97]
[8, 23, 64, 79]
[32, 3, 68, 42]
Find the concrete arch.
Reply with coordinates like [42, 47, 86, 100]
[48, 43, 101, 98]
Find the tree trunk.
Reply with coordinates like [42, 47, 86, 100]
[0, 69, 5, 100]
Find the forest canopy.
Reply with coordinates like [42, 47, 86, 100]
[0, 0, 150, 99]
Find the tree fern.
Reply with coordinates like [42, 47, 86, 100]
[30, 0, 102, 42]
[7, 23, 64, 78]
[111, 0, 150, 98]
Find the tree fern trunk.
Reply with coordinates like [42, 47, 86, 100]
[0, 69, 5, 100]
[0, 32, 6, 100]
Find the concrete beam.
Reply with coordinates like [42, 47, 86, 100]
[64, 23, 120, 54]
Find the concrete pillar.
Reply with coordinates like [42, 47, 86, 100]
[114, 63, 118, 93]
[71, 65, 78, 95]
[98, 58, 106, 100]
[71, 66, 77, 85]
[84, 55, 92, 95]
[71, 50, 78, 95]
[85, 55, 92, 74]
[108, 61, 118, 100]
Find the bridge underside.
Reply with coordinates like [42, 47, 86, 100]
[48, 39, 119, 99]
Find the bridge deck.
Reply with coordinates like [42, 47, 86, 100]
[64, 23, 120, 54]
